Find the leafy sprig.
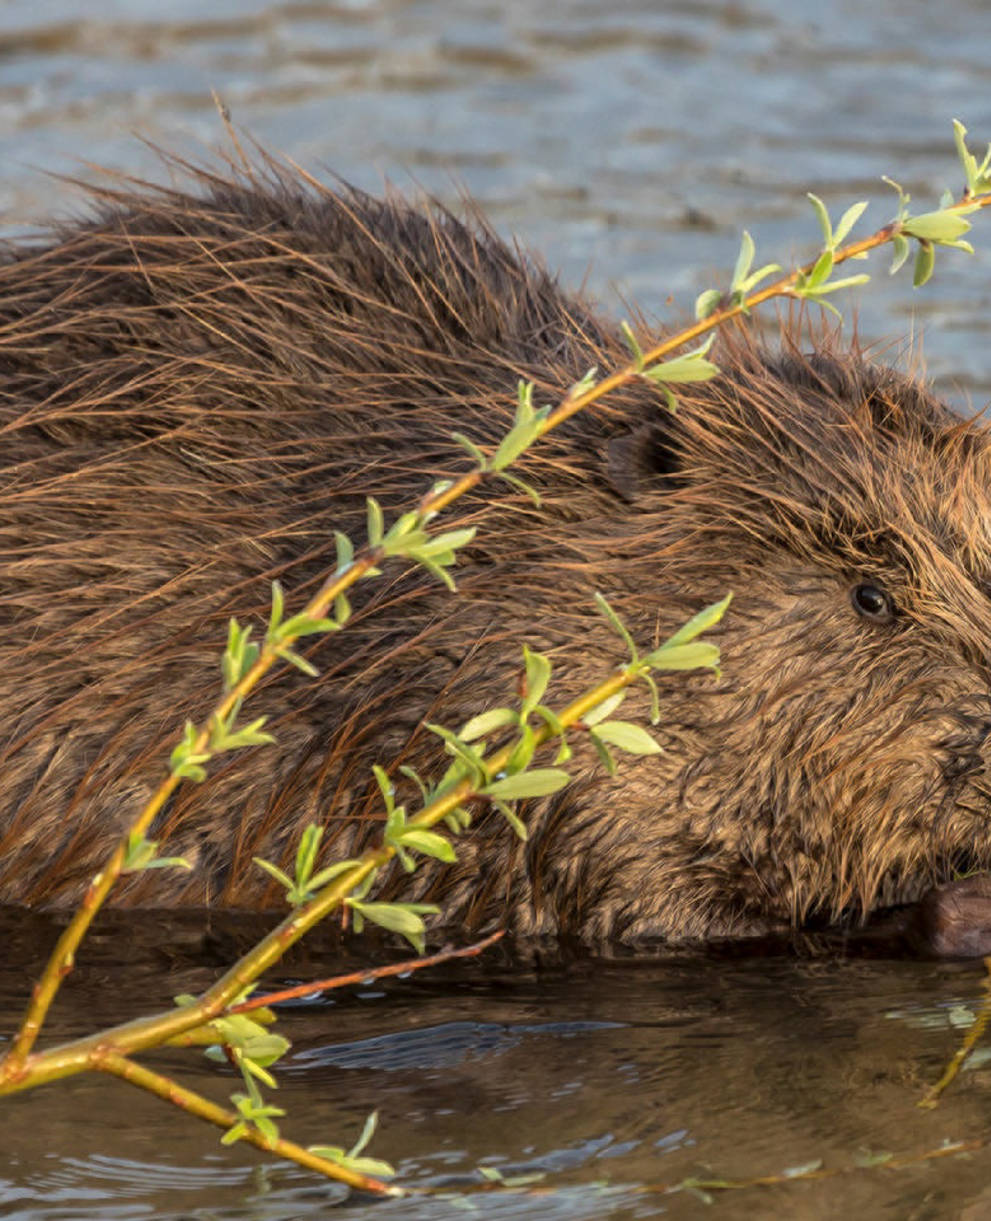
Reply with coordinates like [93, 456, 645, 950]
[310, 1111, 396, 1179]
[253, 825, 360, 907]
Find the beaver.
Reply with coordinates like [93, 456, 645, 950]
[2, 152, 991, 956]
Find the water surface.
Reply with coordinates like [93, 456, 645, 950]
[5, 911, 991, 1219]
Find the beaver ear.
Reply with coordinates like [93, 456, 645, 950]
[605, 422, 680, 501]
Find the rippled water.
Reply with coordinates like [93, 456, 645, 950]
[5, 1, 991, 1217]
[6, 911, 991, 1219]
[4, 0, 991, 399]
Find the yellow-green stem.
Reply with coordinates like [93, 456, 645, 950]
[0, 666, 633, 1093]
[93, 1049, 400, 1195]
[918, 954, 991, 1108]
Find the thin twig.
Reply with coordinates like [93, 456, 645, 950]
[229, 930, 504, 1013]
[92, 1049, 402, 1195]
[918, 954, 991, 1108]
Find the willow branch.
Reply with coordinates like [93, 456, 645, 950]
[5, 182, 991, 1075]
[93, 1049, 401, 1196]
[0, 665, 637, 1093]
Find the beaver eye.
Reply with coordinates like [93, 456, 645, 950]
[851, 582, 895, 624]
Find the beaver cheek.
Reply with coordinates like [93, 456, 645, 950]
[910, 874, 991, 958]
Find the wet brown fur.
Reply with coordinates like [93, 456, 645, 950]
[3, 151, 991, 946]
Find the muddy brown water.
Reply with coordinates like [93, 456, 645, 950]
[6, 911, 991, 1220]
[5, 1, 991, 1217]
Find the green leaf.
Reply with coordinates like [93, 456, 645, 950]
[309, 1112, 399, 1178]
[268, 580, 285, 638]
[209, 715, 275, 752]
[694, 288, 722, 321]
[583, 691, 626, 727]
[882, 175, 911, 222]
[253, 857, 295, 892]
[645, 641, 721, 672]
[807, 194, 832, 248]
[460, 707, 518, 741]
[954, 118, 974, 189]
[889, 232, 911, 275]
[309, 1146, 396, 1178]
[806, 249, 834, 289]
[169, 721, 211, 782]
[306, 860, 363, 892]
[395, 828, 457, 863]
[506, 722, 537, 773]
[913, 240, 935, 288]
[413, 555, 457, 591]
[253, 1114, 280, 1142]
[516, 379, 536, 424]
[173, 760, 208, 783]
[802, 273, 870, 296]
[451, 431, 487, 467]
[594, 591, 638, 661]
[426, 723, 491, 787]
[398, 764, 429, 802]
[443, 805, 472, 833]
[482, 769, 572, 800]
[490, 422, 540, 472]
[334, 592, 351, 626]
[593, 721, 662, 755]
[642, 350, 720, 386]
[388, 510, 421, 541]
[588, 731, 617, 776]
[737, 262, 782, 295]
[277, 646, 319, 677]
[222, 619, 260, 690]
[730, 230, 756, 292]
[372, 764, 396, 814]
[657, 593, 732, 649]
[902, 210, 972, 243]
[346, 900, 439, 952]
[534, 704, 564, 735]
[493, 799, 528, 840]
[295, 824, 322, 882]
[278, 614, 340, 639]
[239, 1034, 290, 1069]
[521, 646, 552, 719]
[122, 831, 191, 874]
[569, 366, 599, 397]
[949, 118, 991, 196]
[349, 1110, 379, 1159]
[334, 530, 354, 572]
[833, 199, 868, 246]
[408, 527, 477, 560]
[620, 320, 645, 370]
[498, 469, 542, 506]
[366, 497, 384, 546]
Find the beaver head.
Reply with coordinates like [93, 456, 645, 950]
[508, 337, 991, 947]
